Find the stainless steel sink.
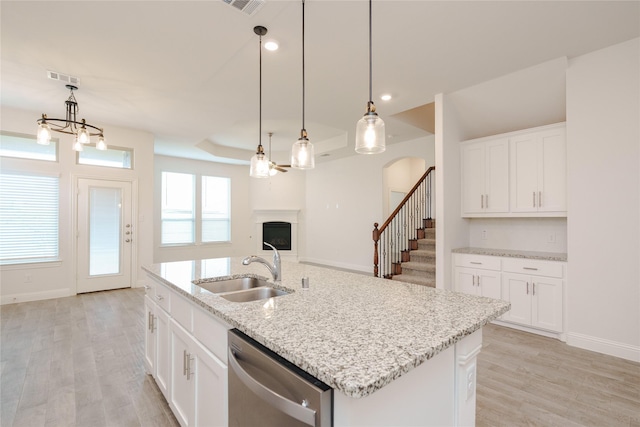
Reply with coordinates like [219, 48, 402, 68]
[220, 286, 289, 303]
[197, 277, 270, 294]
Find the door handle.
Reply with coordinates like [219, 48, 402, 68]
[533, 192, 536, 207]
[228, 348, 317, 426]
[526, 282, 529, 294]
[125, 239, 131, 243]
[538, 191, 542, 207]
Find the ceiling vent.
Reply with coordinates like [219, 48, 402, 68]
[222, 0, 265, 16]
[47, 70, 80, 85]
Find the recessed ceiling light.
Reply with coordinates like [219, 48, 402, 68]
[380, 94, 392, 101]
[265, 40, 279, 51]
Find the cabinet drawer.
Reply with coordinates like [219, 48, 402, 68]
[454, 254, 501, 270]
[502, 258, 564, 278]
[193, 307, 230, 363]
[144, 280, 156, 298]
[154, 282, 171, 313]
[171, 292, 193, 331]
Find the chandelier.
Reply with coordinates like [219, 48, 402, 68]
[36, 84, 106, 151]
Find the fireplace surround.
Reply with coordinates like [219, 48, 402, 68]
[253, 210, 299, 259]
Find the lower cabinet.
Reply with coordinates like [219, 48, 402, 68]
[502, 273, 563, 333]
[170, 319, 228, 427]
[145, 275, 230, 427]
[454, 267, 501, 299]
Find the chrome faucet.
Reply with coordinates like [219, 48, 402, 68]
[242, 242, 281, 283]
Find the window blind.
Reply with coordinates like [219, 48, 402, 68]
[0, 173, 59, 264]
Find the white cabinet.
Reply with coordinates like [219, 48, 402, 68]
[170, 318, 228, 427]
[510, 125, 566, 214]
[144, 295, 156, 375]
[461, 138, 509, 215]
[501, 258, 564, 333]
[453, 254, 502, 299]
[144, 275, 230, 427]
[502, 273, 563, 332]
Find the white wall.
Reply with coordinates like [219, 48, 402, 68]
[468, 218, 567, 253]
[303, 136, 435, 272]
[566, 38, 640, 361]
[382, 157, 427, 217]
[154, 155, 254, 262]
[0, 106, 154, 303]
[435, 93, 469, 290]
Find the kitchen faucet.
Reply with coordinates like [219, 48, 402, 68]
[242, 242, 281, 283]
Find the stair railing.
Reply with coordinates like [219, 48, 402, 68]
[372, 166, 435, 278]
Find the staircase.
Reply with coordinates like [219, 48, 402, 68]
[391, 223, 436, 287]
[372, 167, 436, 287]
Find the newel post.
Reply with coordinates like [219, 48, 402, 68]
[373, 222, 380, 277]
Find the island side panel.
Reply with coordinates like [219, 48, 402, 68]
[333, 346, 455, 426]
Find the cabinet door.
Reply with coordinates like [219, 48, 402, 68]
[170, 319, 195, 427]
[144, 296, 156, 376]
[193, 338, 228, 427]
[538, 130, 566, 212]
[501, 273, 531, 325]
[510, 135, 539, 213]
[484, 138, 509, 213]
[461, 142, 486, 214]
[454, 267, 478, 295]
[478, 270, 501, 300]
[156, 307, 171, 399]
[531, 277, 563, 332]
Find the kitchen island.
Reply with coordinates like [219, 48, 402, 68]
[143, 257, 509, 426]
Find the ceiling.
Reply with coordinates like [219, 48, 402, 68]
[1, 1, 638, 166]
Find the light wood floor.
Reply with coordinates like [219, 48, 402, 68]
[1, 288, 639, 426]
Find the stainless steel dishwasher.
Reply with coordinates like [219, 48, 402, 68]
[228, 329, 333, 427]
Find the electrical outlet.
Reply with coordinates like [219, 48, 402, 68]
[24, 273, 32, 283]
[547, 233, 556, 243]
[481, 230, 487, 240]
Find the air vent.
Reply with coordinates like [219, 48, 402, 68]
[222, 0, 265, 16]
[47, 70, 80, 85]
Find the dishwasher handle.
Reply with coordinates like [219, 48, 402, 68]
[228, 348, 317, 426]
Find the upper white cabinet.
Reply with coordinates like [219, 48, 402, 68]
[510, 125, 566, 214]
[461, 138, 509, 215]
[461, 123, 566, 217]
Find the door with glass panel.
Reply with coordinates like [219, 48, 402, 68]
[77, 179, 132, 293]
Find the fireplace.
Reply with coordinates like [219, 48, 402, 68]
[262, 222, 292, 250]
[253, 209, 299, 260]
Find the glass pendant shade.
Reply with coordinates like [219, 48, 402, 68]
[268, 162, 278, 176]
[355, 111, 386, 154]
[291, 135, 314, 169]
[96, 135, 107, 150]
[250, 152, 270, 178]
[77, 126, 91, 145]
[73, 137, 84, 151]
[37, 122, 52, 145]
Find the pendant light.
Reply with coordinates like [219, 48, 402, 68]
[250, 25, 271, 178]
[355, 0, 385, 154]
[291, 0, 314, 169]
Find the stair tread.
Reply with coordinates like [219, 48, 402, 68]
[410, 249, 435, 256]
[391, 275, 436, 287]
[401, 262, 436, 271]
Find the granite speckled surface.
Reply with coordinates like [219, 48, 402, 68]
[452, 247, 567, 262]
[143, 258, 510, 398]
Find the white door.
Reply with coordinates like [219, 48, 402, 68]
[454, 267, 477, 296]
[501, 273, 531, 325]
[77, 179, 133, 293]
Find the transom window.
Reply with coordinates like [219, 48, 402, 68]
[0, 131, 58, 162]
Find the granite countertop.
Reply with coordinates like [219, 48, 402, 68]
[452, 247, 567, 262]
[143, 258, 509, 398]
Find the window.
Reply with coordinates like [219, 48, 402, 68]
[0, 131, 58, 161]
[77, 145, 133, 169]
[0, 172, 59, 264]
[202, 176, 230, 242]
[161, 172, 230, 246]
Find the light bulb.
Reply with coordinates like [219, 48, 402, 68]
[73, 137, 84, 151]
[77, 126, 90, 144]
[250, 152, 270, 178]
[37, 122, 52, 145]
[96, 135, 107, 150]
[355, 112, 386, 154]
[291, 136, 314, 169]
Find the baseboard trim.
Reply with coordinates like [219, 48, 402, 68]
[566, 332, 640, 362]
[1, 288, 72, 305]
[298, 257, 371, 275]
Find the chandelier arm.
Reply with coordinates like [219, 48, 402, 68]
[37, 117, 104, 136]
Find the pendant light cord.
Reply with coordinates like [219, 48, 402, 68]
[368, 0, 373, 106]
[301, 0, 306, 133]
[259, 33, 263, 148]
